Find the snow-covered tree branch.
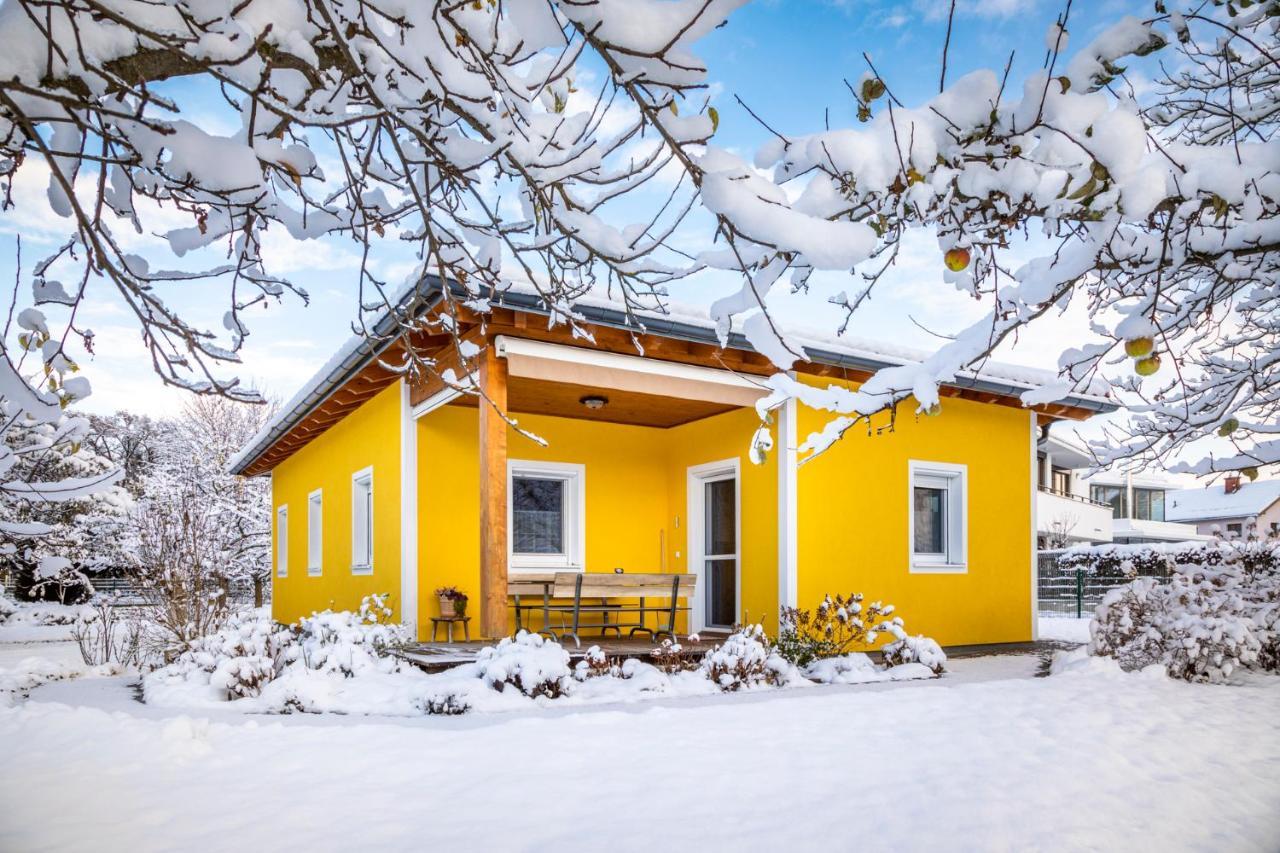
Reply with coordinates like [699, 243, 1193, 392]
[714, 3, 1278, 475]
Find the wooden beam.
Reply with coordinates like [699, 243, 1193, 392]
[478, 341, 509, 639]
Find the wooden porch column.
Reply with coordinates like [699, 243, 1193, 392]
[479, 343, 509, 638]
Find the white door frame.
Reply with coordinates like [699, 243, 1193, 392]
[687, 457, 741, 632]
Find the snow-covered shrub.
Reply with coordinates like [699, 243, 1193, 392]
[882, 634, 947, 674]
[1085, 542, 1279, 683]
[649, 638, 698, 673]
[72, 600, 144, 667]
[475, 631, 572, 698]
[210, 655, 276, 699]
[573, 645, 622, 680]
[146, 594, 408, 704]
[0, 591, 16, 622]
[775, 593, 942, 673]
[699, 625, 793, 691]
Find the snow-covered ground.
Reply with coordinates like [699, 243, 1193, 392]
[2, 647, 1278, 852]
[1038, 616, 1092, 644]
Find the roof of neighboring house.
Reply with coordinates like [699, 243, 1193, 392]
[1166, 480, 1280, 522]
[229, 276, 1118, 476]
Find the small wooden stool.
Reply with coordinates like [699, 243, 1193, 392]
[430, 615, 471, 642]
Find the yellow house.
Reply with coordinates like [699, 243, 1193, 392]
[230, 278, 1114, 647]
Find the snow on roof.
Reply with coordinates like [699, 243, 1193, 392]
[1166, 480, 1280, 522]
[230, 276, 1115, 474]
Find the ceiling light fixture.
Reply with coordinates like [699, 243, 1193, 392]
[579, 395, 608, 410]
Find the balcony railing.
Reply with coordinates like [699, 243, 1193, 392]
[1037, 485, 1111, 508]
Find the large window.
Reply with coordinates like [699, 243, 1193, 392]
[1050, 468, 1071, 496]
[1133, 488, 1165, 522]
[276, 505, 288, 578]
[351, 467, 373, 573]
[1091, 485, 1127, 519]
[508, 461, 584, 570]
[909, 461, 967, 572]
[307, 489, 323, 576]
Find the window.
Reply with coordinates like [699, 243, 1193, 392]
[307, 489, 323, 575]
[1091, 485, 1127, 519]
[351, 467, 373, 574]
[1227, 522, 1243, 537]
[508, 461, 585, 570]
[1051, 468, 1071, 496]
[276, 505, 288, 578]
[909, 461, 966, 572]
[1133, 488, 1165, 522]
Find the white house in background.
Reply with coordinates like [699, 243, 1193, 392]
[1036, 432, 1113, 546]
[1166, 477, 1280, 540]
[1036, 430, 1207, 547]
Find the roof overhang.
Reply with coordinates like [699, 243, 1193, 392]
[230, 276, 1118, 476]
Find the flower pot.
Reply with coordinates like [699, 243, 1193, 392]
[439, 596, 458, 618]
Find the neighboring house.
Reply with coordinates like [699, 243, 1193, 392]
[1166, 477, 1280, 540]
[1081, 471, 1210, 544]
[1035, 432, 1114, 546]
[230, 278, 1114, 647]
[1035, 429, 1209, 547]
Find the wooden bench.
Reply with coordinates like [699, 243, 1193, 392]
[508, 572, 697, 646]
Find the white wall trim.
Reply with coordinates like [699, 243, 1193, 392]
[1029, 410, 1040, 640]
[306, 488, 323, 576]
[350, 465, 374, 575]
[776, 394, 798, 612]
[507, 459, 586, 572]
[687, 457, 741, 632]
[410, 376, 473, 420]
[400, 379, 418, 635]
[907, 459, 968, 573]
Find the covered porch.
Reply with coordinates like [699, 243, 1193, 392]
[405, 331, 800, 641]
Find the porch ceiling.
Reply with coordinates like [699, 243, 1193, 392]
[447, 375, 741, 428]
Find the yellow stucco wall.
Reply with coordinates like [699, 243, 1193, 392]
[416, 404, 774, 639]
[269, 372, 1034, 648]
[794, 381, 1034, 646]
[271, 382, 402, 625]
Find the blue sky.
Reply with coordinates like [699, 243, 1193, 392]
[0, 0, 1149, 418]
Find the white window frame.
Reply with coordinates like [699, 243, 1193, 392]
[908, 460, 967, 573]
[507, 460, 585, 572]
[351, 466, 374, 575]
[276, 504, 288, 578]
[307, 488, 323, 576]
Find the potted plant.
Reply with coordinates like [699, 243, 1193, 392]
[436, 586, 468, 618]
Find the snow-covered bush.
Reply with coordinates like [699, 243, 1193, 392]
[475, 632, 572, 699]
[573, 645, 623, 681]
[699, 625, 795, 692]
[882, 635, 947, 675]
[1084, 542, 1279, 683]
[649, 638, 698, 674]
[72, 600, 144, 667]
[775, 593, 944, 674]
[145, 594, 408, 703]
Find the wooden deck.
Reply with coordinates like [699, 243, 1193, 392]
[397, 633, 728, 673]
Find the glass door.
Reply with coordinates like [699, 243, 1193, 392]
[703, 475, 737, 629]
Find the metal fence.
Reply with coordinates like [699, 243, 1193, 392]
[1037, 549, 1169, 618]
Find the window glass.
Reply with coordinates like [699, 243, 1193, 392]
[1133, 488, 1165, 521]
[913, 486, 946, 554]
[307, 491, 322, 573]
[352, 474, 372, 568]
[1091, 485, 1127, 519]
[276, 506, 288, 577]
[705, 478, 736, 556]
[512, 476, 565, 554]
